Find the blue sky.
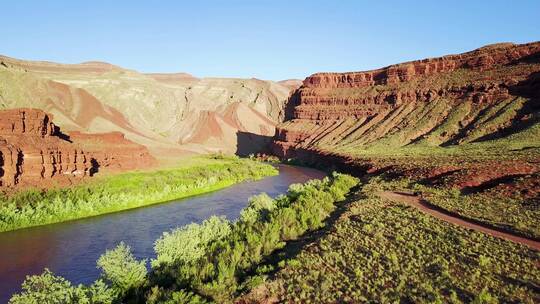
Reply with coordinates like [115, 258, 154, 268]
[1, 1, 539, 80]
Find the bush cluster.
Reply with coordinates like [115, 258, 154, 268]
[9, 172, 358, 303]
[0, 157, 277, 232]
[148, 172, 358, 302]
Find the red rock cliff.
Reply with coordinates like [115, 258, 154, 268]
[0, 108, 156, 189]
[273, 41, 540, 158]
[69, 131, 156, 172]
[303, 43, 539, 89]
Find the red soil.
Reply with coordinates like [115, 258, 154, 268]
[188, 111, 224, 144]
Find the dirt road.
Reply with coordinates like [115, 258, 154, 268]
[379, 191, 540, 251]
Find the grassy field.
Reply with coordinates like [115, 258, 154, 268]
[416, 180, 540, 240]
[254, 180, 540, 303]
[310, 127, 540, 240]
[362, 175, 540, 240]
[0, 155, 278, 232]
[275, 117, 540, 301]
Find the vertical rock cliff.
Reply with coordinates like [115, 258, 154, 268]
[0, 108, 156, 189]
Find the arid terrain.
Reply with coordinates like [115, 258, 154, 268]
[0, 55, 298, 159]
[0, 55, 301, 190]
[1, 41, 539, 303]
[238, 41, 540, 303]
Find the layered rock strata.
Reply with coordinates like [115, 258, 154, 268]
[0, 108, 155, 188]
[273, 42, 540, 158]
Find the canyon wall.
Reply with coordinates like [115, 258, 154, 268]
[302, 42, 539, 89]
[273, 42, 540, 158]
[0, 108, 155, 189]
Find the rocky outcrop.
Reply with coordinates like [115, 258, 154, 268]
[273, 41, 540, 158]
[303, 42, 540, 89]
[69, 131, 156, 172]
[0, 108, 156, 189]
[0, 109, 91, 187]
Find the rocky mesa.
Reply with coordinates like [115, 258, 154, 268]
[273, 41, 540, 158]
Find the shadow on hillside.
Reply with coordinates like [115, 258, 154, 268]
[52, 125, 73, 143]
[235, 131, 273, 156]
[89, 158, 100, 176]
[472, 70, 540, 143]
[441, 70, 540, 146]
[0, 152, 4, 185]
[284, 90, 301, 120]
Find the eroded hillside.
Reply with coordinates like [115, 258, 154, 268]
[271, 42, 540, 237]
[273, 42, 540, 157]
[0, 56, 293, 157]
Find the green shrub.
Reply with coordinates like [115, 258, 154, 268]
[239, 193, 276, 223]
[146, 287, 208, 304]
[0, 157, 278, 232]
[9, 269, 84, 304]
[85, 280, 116, 304]
[152, 216, 232, 275]
[97, 242, 147, 296]
[9, 269, 114, 304]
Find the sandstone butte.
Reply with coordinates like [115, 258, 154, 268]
[0, 108, 155, 189]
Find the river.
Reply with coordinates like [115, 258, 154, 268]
[0, 164, 325, 303]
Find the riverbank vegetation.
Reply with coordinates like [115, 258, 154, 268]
[250, 179, 540, 303]
[0, 156, 278, 232]
[9, 172, 358, 303]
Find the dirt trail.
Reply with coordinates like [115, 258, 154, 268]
[378, 191, 540, 251]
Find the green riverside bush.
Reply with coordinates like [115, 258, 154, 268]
[97, 242, 147, 296]
[9, 269, 114, 304]
[9, 172, 359, 304]
[150, 172, 358, 302]
[0, 156, 277, 232]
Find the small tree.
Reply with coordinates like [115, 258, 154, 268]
[152, 216, 231, 269]
[239, 193, 276, 223]
[9, 269, 88, 304]
[97, 242, 147, 296]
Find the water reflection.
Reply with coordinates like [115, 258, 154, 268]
[0, 164, 325, 302]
